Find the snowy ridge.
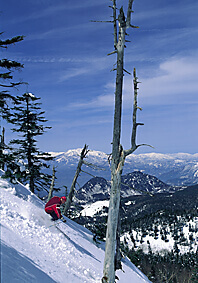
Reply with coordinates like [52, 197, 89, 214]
[47, 149, 198, 190]
[49, 149, 108, 165]
[0, 171, 151, 283]
[74, 172, 180, 209]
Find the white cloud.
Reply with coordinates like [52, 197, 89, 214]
[59, 67, 89, 81]
[68, 93, 114, 110]
[58, 56, 112, 82]
[68, 55, 198, 110]
[139, 55, 198, 105]
[7, 1, 107, 25]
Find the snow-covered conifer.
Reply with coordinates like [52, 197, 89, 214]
[8, 92, 53, 194]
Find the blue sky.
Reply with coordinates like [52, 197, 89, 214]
[1, 0, 198, 154]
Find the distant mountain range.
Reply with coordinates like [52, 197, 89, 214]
[48, 149, 198, 191]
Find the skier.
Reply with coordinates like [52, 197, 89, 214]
[45, 196, 67, 222]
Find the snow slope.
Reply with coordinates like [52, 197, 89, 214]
[0, 172, 151, 283]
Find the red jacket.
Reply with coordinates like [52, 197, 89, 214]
[45, 196, 62, 219]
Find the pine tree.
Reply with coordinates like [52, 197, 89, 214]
[0, 32, 24, 173]
[9, 92, 53, 194]
[0, 32, 24, 121]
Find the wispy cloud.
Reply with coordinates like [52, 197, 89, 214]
[68, 93, 114, 110]
[135, 1, 198, 26]
[7, 0, 108, 25]
[25, 20, 106, 41]
[126, 55, 198, 106]
[58, 56, 112, 82]
[68, 54, 198, 110]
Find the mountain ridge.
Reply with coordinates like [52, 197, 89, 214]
[74, 171, 182, 207]
[48, 149, 198, 190]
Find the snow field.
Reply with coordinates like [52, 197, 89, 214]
[81, 200, 109, 217]
[121, 220, 198, 255]
[0, 180, 101, 282]
[0, 176, 151, 283]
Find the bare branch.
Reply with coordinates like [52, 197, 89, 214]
[122, 68, 154, 158]
[0, 82, 22, 88]
[80, 143, 89, 159]
[137, 143, 154, 149]
[90, 20, 113, 23]
[124, 146, 136, 157]
[131, 67, 139, 147]
[110, 68, 117, 72]
[124, 143, 154, 157]
[107, 50, 117, 56]
[76, 182, 80, 190]
[83, 160, 106, 171]
[81, 170, 97, 178]
[123, 68, 131, 75]
[130, 24, 139, 28]
[112, 0, 118, 49]
[126, 0, 135, 28]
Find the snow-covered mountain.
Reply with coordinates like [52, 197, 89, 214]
[48, 149, 198, 190]
[0, 170, 151, 283]
[48, 149, 110, 191]
[74, 171, 180, 206]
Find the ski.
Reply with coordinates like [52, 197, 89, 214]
[55, 224, 71, 240]
[48, 219, 62, 228]
[48, 218, 66, 228]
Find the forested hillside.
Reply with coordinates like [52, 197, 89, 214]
[68, 176, 198, 283]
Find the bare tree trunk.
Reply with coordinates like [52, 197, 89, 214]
[47, 165, 56, 202]
[0, 127, 5, 170]
[92, 1, 150, 281]
[115, 209, 122, 271]
[29, 174, 34, 193]
[102, 4, 128, 283]
[63, 144, 89, 214]
[103, 67, 149, 282]
[101, 1, 152, 280]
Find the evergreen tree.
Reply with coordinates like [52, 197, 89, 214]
[9, 92, 53, 194]
[0, 32, 24, 173]
[0, 32, 24, 121]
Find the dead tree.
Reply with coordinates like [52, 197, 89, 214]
[115, 210, 122, 271]
[0, 127, 5, 170]
[63, 144, 106, 215]
[63, 144, 89, 214]
[102, 1, 151, 282]
[47, 165, 56, 202]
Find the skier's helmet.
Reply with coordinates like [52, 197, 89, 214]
[61, 196, 66, 202]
